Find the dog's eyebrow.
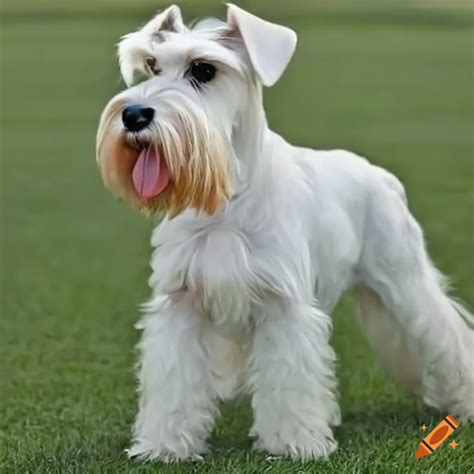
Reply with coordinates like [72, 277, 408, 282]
[186, 48, 244, 74]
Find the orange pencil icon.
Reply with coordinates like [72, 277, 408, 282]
[416, 415, 460, 459]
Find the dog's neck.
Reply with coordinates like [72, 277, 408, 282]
[231, 79, 277, 192]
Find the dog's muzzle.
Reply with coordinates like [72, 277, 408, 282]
[96, 91, 232, 217]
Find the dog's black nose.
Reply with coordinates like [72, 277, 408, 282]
[122, 105, 155, 132]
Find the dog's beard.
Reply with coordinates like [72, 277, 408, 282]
[96, 94, 232, 217]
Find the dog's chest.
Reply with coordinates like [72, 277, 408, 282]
[150, 224, 259, 337]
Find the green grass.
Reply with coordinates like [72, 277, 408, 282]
[1, 1, 473, 472]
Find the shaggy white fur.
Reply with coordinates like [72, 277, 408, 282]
[96, 4, 474, 463]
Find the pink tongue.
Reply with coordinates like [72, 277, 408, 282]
[132, 146, 170, 199]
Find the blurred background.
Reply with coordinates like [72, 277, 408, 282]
[1, 0, 473, 472]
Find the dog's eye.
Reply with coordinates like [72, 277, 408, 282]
[145, 56, 156, 69]
[145, 56, 160, 75]
[189, 61, 216, 84]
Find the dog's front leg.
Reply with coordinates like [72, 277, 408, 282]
[128, 296, 217, 463]
[249, 299, 340, 460]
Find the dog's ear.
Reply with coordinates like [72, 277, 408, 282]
[141, 4, 185, 35]
[118, 5, 185, 86]
[226, 4, 297, 87]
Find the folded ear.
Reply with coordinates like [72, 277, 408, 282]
[118, 5, 185, 86]
[226, 4, 297, 87]
[141, 4, 185, 35]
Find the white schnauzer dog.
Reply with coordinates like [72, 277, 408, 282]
[96, 4, 473, 462]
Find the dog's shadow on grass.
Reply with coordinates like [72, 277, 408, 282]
[209, 396, 440, 456]
[335, 403, 441, 448]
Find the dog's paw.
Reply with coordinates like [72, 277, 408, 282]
[451, 405, 474, 425]
[453, 380, 474, 424]
[423, 375, 474, 425]
[126, 439, 208, 463]
[251, 427, 337, 460]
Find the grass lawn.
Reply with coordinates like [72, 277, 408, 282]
[1, 1, 473, 472]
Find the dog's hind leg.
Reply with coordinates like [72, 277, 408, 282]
[360, 178, 474, 421]
[201, 322, 246, 401]
[354, 285, 423, 394]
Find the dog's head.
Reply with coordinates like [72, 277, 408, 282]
[96, 4, 297, 217]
